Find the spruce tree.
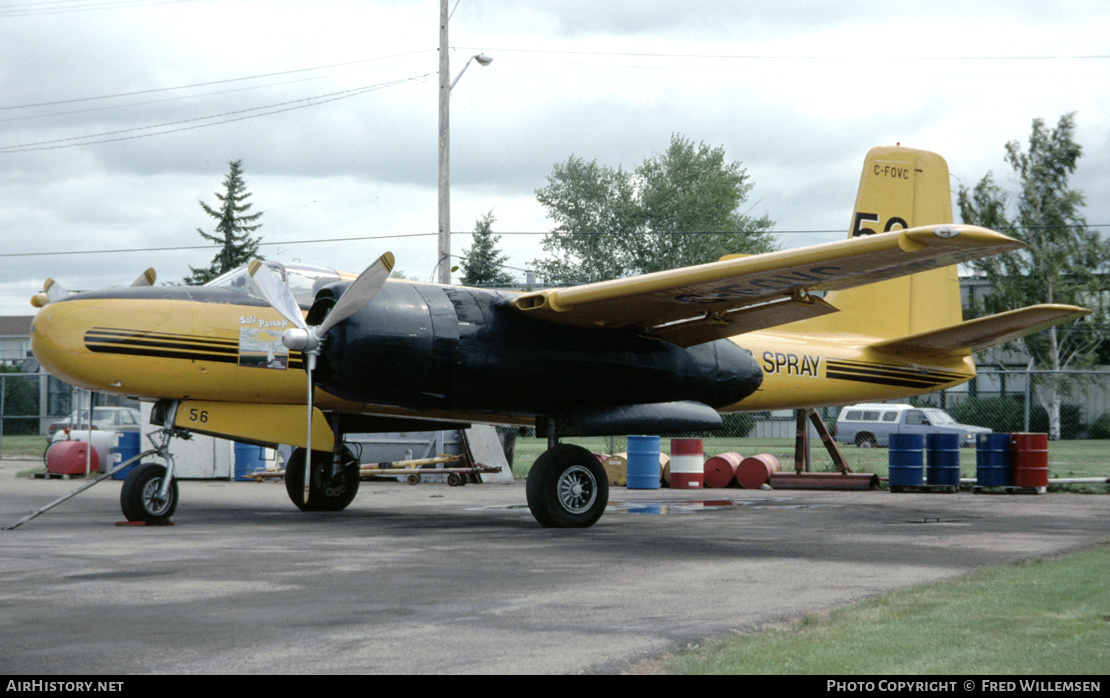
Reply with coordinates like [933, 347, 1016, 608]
[459, 211, 514, 286]
[185, 160, 264, 284]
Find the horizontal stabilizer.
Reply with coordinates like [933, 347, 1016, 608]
[870, 304, 1091, 359]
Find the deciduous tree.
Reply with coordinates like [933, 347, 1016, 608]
[958, 113, 1109, 439]
[533, 134, 775, 284]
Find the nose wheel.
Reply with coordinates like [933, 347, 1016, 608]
[120, 463, 179, 525]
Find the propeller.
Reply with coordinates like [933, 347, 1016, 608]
[33, 269, 156, 308]
[43, 278, 69, 303]
[132, 268, 157, 287]
[248, 253, 394, 504]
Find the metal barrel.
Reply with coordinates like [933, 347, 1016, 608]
[669, 439, 703, 489]
[626, 435, 662, 489]
[925, 432, 961, 487]
[1010, 432, 1049, 488]
[888, 433, 924, 487]
[233, 442, 266, 481]
[111, 431, 143, 480]
[736, 454, 780, 489]
[703, 452, 742, 488]
[975, 433, 1011, 487]
[600, 453, 627, 486]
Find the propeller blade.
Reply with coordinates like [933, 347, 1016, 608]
[248, 260, 309, 332]
[303, 352, 316, 503]
[44, 278, 69, 303]
[131, 268, 157, 287]
[248, 253, 394, 509]
[317, 252, 394, 336]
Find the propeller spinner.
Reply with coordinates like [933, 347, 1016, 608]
[248, 253, 394, 503]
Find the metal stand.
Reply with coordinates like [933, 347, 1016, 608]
[771, 409, 878, 490]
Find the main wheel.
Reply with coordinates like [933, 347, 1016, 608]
[285, 447, 360, 512]
[526, 444, 608, 528]
[120, 463, 178, 525]
[856, 433, 878, 448]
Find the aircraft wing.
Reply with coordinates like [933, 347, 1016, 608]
[509, 224, 1025, 347]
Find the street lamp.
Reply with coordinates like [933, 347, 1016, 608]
[437, 3, 493, 284]
[452, 53, 493, 89]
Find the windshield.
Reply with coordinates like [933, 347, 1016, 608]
[923, 408, 956, 425]
[204, 262, 342, 307]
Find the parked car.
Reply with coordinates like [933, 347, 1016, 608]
[834, 403, 991, 447]
[46, 406, 142, 439]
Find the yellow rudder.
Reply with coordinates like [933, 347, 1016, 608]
[784, 146, 963, 339]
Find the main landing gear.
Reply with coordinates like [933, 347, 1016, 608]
[107, 399, 609, 528]
[526, 443, 609, 528]
[284, 447, 360, 512]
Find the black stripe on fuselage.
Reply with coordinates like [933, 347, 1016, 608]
[824, 359, 963, 389]
[84, 327, 304, 368]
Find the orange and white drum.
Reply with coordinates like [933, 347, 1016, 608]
[669, 439, 704, 489]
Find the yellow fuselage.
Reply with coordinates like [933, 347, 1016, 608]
[32, 291, 974, 429]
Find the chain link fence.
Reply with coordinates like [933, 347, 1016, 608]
[0, 370, 139, 460]
[6, 369, 1110, 480]
[498, 369, 1110, 481]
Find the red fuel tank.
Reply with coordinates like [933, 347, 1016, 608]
[47, 440, 100, 475]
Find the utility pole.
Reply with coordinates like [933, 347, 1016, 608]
[437, 0, 451, 285]
[437, 1, 491, 285]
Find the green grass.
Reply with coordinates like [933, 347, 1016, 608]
[0, 434, 48, 459]
[662, 545, 1110, 675]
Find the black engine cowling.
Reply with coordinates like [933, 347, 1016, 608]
[313, 282, 762, 418]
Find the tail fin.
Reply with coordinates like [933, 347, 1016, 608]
[789, 146, 962, 338]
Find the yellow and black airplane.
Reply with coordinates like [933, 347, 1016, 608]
[30, 146, 1088, 528]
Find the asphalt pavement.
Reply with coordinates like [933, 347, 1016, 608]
[1, 459, 1106, 674]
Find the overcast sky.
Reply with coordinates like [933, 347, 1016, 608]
[3, 0, 1109, 316]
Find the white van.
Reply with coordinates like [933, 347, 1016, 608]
[834, 403, 991, 448]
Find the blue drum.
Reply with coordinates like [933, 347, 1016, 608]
[626, 435, 661, 490]
[888, 433, 924, 488]
[975, 433, 1011, 487]
[925, 432, 961, 487]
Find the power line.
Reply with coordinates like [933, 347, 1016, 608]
[6, 225, 1108, 261]
[457, 46, 1110, 62]
[0, 232, 435, 259]
[0, 0, 197, 19]
[0, 50, 434, 113]
[0, 75, 429, 152]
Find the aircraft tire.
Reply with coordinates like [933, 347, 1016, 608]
[526, 444, 608, 528]
[120, 463, 178, 525]
[285, 448, 360, 512]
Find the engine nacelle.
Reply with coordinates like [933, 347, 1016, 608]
[314, 283, 762, 418]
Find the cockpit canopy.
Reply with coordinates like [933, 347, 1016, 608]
[204, 262, 343, 307]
